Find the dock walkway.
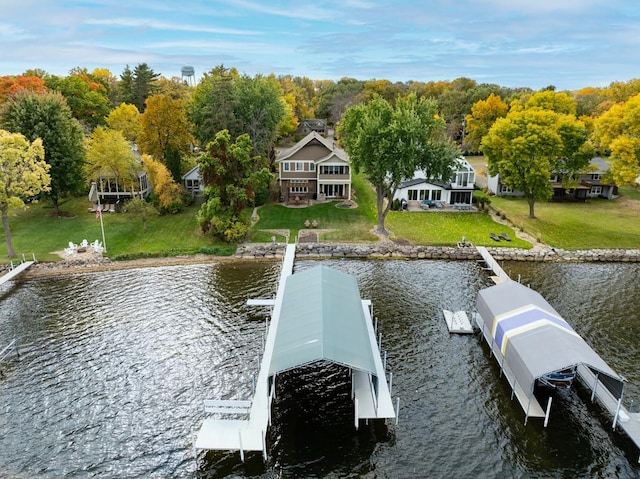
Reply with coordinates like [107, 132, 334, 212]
[577, 365, 640, 462]
[0, 260, 35, 286]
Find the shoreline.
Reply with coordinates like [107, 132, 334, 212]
[13, 241, 640, 280]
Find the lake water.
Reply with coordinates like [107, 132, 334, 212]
[0, 259, 639, 478]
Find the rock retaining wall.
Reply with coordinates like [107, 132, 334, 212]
[234, 243, 640, 263]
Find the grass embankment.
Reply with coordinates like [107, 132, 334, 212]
[491, 192, 640, 249]
[5, 198, 235, 262]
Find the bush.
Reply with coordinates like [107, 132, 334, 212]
[391, 198, 401, 211]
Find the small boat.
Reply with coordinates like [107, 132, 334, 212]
[538, 367, 577, 389]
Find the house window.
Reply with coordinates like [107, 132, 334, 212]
[321, 165, 346, 175]
[592, 173, 601, 180]
[310, 163, 315, 172]
[500, 184, 512, 193]
[407, 189, 418, 201]
[431, 190, 442, 200]
[295, 162, 304, 171]
[591, 186, 602, 196]
[419, 190, 427, 200]
[283, 162, 290, 171]
[290, 186, 308, 193]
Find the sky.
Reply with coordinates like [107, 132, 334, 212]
[1, 0, 639, 91]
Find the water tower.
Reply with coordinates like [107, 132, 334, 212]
[181, 65, 195, 86]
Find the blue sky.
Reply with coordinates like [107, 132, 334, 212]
[1, 0, 639, 90]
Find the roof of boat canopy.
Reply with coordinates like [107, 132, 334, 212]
[476, 280, 624, 398]
[268, 265, 377, 376]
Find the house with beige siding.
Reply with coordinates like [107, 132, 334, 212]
[275, 132, 351, 203]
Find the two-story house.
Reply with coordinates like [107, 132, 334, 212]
[487, 157, 617, 200]
[393, 157, 476, 207]
[275, 131, 351, 203]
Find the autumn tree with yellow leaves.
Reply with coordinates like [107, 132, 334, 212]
[0, 130, 50, 257]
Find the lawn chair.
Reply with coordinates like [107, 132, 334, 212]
[490, 232, 501, 241]
[498, 233, 512, 241]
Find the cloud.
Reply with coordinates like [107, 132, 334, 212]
[221, 0, 333, 21]
[86, 17, 261, 35]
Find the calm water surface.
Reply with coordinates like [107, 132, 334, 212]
[0, 259, 639, 478]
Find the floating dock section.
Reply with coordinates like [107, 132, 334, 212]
[442, 310, 473, 334]
[194, 244, 396, 460]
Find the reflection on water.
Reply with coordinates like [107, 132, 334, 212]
[0, 260, 639, 478]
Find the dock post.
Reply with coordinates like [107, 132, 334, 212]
[524, 397, 531, 425]
[543, 396, 553, 427]
[389, 372, 393, 395]
[395, 397, 400, 425]
[262, 430, 267, 461]
[383, 351, 387, 370]
[354, 398, 359, 430]
[374, 317, 378, 333]
[591, 373, 599, 401]
[613, 392, 624, 430]
[238, 430, 244, 462]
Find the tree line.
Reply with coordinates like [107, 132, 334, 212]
[0, 64, 639, 254]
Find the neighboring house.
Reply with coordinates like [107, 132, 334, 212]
[88, 145, 151, 209]
[275, 131, 351, 202]
[393, 157, 476, 206]
[487, 157, 617, 200]
[301, 119, 327, 136]
[182, 165, 204, 197]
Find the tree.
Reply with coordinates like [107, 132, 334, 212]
[482, 109, 591, 218]
[46, 74, 111, 129]
[339, 93, 458, 234]
[525, 90, 577, 115]
[0, 130, 50, 257]
[593, 93, 640, 185]
[0, 90, 85, 215]
[196, 129, 272, 242]
[465, 93, 508, 152]
[0, 75, 48, 104]
[188, 65, 239, 146]
[138, 94, 192, 181]
[123, 196, 158, 233]
[141, 154, 184, 212]
[233, 74, 287, 157]
[118, 63, 160, 112]
[106, 103, 141, 142]
[85, 126, 138, 186]
[316, 77, 364, 126]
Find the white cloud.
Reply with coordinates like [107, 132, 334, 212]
[85, 17, 261, 35]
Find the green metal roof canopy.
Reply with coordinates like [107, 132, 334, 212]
[268, 265, 377, 376]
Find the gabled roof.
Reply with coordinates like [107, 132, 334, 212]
[182, 165, 201, 180]
[275, 131, 347, 163]
[268, 265, 377, 376]
[476, 280, 623, 398]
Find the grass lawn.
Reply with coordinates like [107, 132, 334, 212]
[386, 210, 530, 248]
[4, 198, 234, 262]
[490, 194, 640, 249]
[249, 173, 378, 243]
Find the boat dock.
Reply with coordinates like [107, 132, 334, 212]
[0, 257, 36, 286]
[576, 365, 640, 462]
[194, 243, 396, 461]
[475, 246, 509, 284]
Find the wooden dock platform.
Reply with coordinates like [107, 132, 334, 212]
[475, 246, 510, 284]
